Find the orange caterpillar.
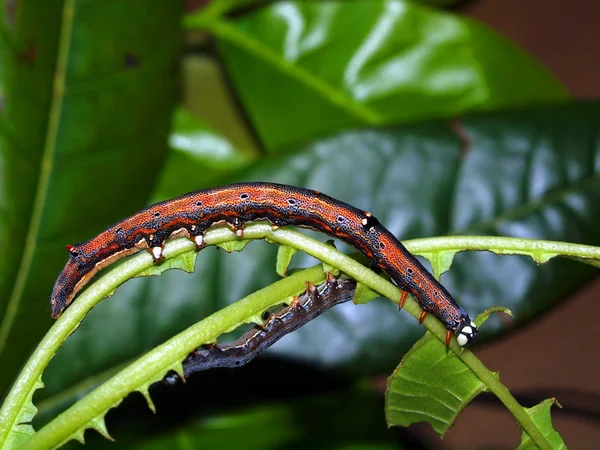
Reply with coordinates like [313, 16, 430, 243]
[51, 182, 477, 346]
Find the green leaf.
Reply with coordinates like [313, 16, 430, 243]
[276, 244, 298, 276]
[385, 333, 487, 435]
[215, 238, 252, 253]
[136, 251, 198, 278]
[154, 106, 255, 201]
[193, 0, 567, 149]
[517, 399, 566, 450]
[353, 282, 381, 305]
[37, 102, 600, 419]
[0, 0, 182, 396]
[2, 378, 44, 449]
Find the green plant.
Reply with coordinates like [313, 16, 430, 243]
[0, 1, 597, 449]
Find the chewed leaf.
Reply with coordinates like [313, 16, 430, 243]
[419, 250, 460, 279]
[517, 399, 566, 450]
[89, 416, 112, 441]
[3, 377, 44, 449]
[138, 385, 156, 414]
[55, 399, 124, 448]
[276, 244, 297, 276]
[136, 251, 197, 277]
[353, 282, 381, 305]
[385, 334, 488, 435]
[216, 239, 252, 253]
[475, 306, 513, 328]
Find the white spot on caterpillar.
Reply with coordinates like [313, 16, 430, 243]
[194, 235, 203, 246]
[361, 218, 368, 225]
[271, 224, 279, 231]
[135, 238, 148, 249]
[235, 228, 244, 238]
[365, 211, 372, 217]
[151, 246, 162, 260]
[457, 334, 468, 346]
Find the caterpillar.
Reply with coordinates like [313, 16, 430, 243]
[51, 182, 477, 346]
[165, 273, 356, 384]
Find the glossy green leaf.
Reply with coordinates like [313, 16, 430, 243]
[36, 103, 600, 424]
[191, 0, 567, 149]
[154, 106, 255, 201]
[0, 1, 182, 397]
[517, 399, 566, 450]
[385, 333, 487, 434]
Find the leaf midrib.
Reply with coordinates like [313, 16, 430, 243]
[0, 1, 75, 355]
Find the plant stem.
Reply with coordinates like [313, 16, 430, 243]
[7, 232, 596, 448]
[406, 235, 600, 265]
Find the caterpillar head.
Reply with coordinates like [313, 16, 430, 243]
[456, 320, 478, 347]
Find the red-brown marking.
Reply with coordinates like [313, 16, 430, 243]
[51, 182, 473, 343]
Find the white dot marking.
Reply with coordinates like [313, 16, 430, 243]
[152, 246, 162, 260]
[457, 334, 468, 346]
[194, 235, 203, 246]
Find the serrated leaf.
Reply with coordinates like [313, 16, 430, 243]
[138, 386, 156, 414]
[3, 377, 44, 449]
[276, 244, 298, 276]
[385, 334, 488, 435]
[136, 250, 198, 277]
[27, 266, 333, 448]
[89, 416, 112, 441]
[419, 249, 459, 279]
[215, 239, 252, 253]
[353, 282, 381, 305]
[475, 307, 513, 328]
[517, 399, 566, 450]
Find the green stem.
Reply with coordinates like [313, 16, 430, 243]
[460, 352, 553, 450]
[406, 235, 600, 265]
[6, 232, 595, 448]
[14, 224, 411, 449]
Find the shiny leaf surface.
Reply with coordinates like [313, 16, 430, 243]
[192, 0, 567, 149]
[0, 0, 182, 396]
[385, 333, 487, 435]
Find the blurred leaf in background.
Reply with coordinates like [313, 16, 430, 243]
[0, 0, 183, 395]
